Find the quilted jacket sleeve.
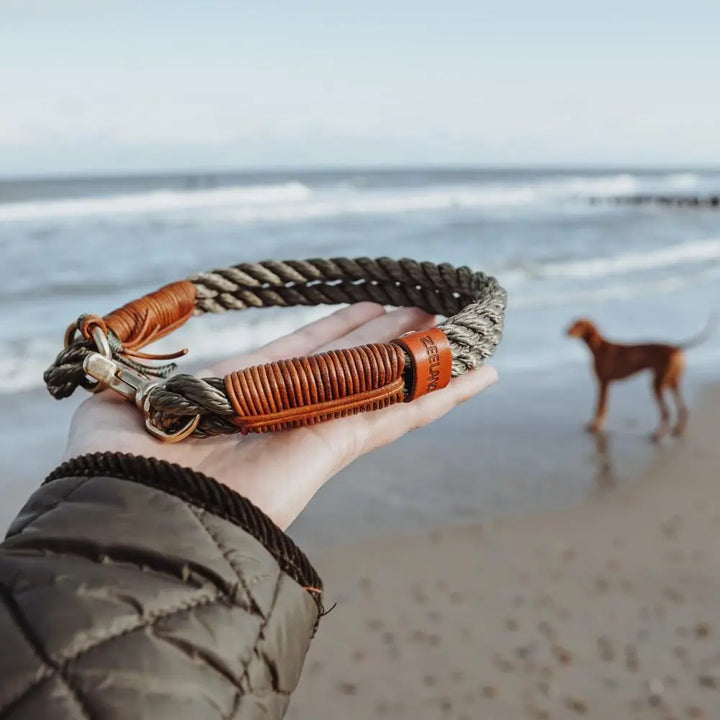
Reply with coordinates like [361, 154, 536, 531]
[0, 452, 322, 720]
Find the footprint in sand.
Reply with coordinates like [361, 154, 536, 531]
[538, 620, 557, 641]
[595, 576, 610, 593]
[493, 653, 515, 673]
[563, 697, 588, 714]
[695, 622, 712, 639]
[698, 675, 720, 689]
[410, 584, 428, 604]
[624, 644, 639, 672]
[358, 577, 372, 592]
[552, 645, 573, 666]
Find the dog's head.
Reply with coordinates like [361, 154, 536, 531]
[566, 318, 598, 341]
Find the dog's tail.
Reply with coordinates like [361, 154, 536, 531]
[679, 313, 720, 350]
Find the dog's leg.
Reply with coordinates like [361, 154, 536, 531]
[587, 381, 610, 433]
[669, 352, 688, 436]
[651, 376, 671, 443]
[670, 382, 688, 436]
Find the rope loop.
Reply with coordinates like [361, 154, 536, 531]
[44, 257, 506, 439]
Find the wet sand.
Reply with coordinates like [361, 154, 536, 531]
[288, 385, 720, 719]
[1, 362, 686, 538]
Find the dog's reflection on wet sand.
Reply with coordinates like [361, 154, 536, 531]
[592, 431, 616, 489]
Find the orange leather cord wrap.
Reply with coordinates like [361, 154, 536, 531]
[392, 328, 452, 401]
[80, 280, 196, 351]
[224, 343, 406, 433]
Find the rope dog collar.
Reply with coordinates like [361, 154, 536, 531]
[44, 257, 506, 441]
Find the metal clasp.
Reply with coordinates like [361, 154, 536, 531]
[83, 353, 154, 407]
[82, 352, 200, 443]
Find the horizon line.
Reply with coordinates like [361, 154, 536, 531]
[2, 162, 719, 184]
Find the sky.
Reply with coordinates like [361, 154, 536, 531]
[1, 0, 719, 177]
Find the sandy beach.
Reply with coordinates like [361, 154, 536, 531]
[287, 384, 720, 719]
[1, 323, 718, 720]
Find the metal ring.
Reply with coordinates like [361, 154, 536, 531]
[91, 326, 112, 359]
[64, 320, 113, 393]
[80, 326, 113, 394]
[63, 321, 79, 348]
[142, 387, 200, 443]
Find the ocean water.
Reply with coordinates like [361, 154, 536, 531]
[1, 168, 719, 540]
[1, 167, 719, 393]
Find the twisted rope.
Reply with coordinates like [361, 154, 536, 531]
[45, 257, 506, 437]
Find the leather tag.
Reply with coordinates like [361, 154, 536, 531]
[393, 328, 452, 401]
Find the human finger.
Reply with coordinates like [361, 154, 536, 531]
[205, 302, 386, 376]
[318, 306, 436, 352]
[232, 366, 497, 528]
[357, 365, 498, 454]
[314, 365, 498, 468]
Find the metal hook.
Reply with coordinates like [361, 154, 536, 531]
[82, 352, 200, 442]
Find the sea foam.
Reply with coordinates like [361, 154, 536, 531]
[535, 238, 720, 281]
[0, 173, 644, 225]
[0, 182, 312, 223]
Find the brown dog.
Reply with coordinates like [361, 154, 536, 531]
[566, 318, 715, 441]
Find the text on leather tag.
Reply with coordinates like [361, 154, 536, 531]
[392, 328, 452, 401]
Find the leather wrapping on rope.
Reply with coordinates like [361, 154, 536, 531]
[225, 343, 406, 433]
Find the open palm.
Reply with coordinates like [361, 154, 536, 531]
[66, 303, 497, 529]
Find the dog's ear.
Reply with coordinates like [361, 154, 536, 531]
[567, 318, 596, 339]
[566, 319, 584, 337]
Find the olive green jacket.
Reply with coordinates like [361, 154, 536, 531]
[0, 453, 322, 719]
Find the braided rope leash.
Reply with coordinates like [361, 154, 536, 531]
[44, 257, 506, 441]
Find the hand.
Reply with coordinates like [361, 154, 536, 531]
[65, 303, 497, 529]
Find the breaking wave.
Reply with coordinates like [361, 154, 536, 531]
[536, 237, 720, 280]
[0, 182, 312, 222]
[0, 174, 645, 225]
